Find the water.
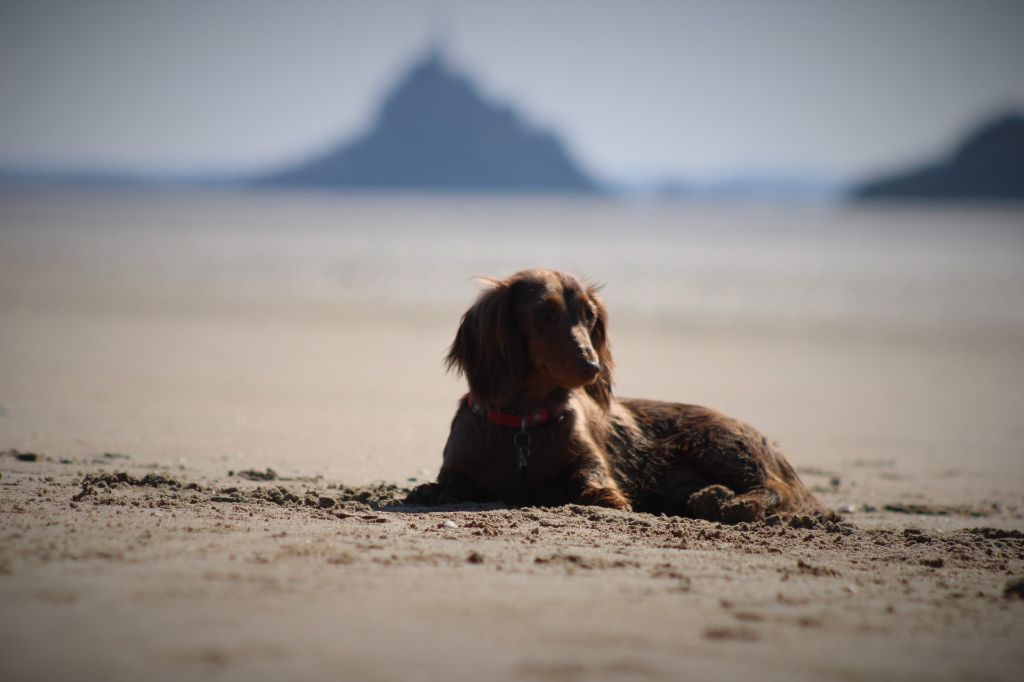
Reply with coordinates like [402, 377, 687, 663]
[1, 190, 1023, 331]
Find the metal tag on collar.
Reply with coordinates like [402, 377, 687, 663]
[513, 416, 531, 471]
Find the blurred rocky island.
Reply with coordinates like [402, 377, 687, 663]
[2, 47, 1022, 202]
[855, 113, 1024, 201]
[260, 50, 598, 193]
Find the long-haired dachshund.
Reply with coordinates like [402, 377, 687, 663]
[406, 269, 831, 523]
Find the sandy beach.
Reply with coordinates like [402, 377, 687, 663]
[1, 192, 1023, 681]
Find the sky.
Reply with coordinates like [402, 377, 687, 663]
[1, 0, 1022, 183]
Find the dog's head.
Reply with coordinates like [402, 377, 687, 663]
[446, 269, 614, 408]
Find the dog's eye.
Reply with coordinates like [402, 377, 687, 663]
[582, 307, 595, 325]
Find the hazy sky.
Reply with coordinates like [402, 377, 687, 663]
[1, 0, 1022, 182]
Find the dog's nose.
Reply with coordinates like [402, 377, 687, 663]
[577, 358, 601, 379]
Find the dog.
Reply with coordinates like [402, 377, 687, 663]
[406, 269, 831, 523]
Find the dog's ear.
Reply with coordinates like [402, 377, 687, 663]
[585, 288, 614, 408]
[446, 279, 526, 402]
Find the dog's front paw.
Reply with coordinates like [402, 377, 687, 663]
[578, 486, 632, 511]
[403, 482, 446, 506]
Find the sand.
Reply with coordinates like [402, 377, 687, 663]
[1, 450, 1021, 682]
[1, 193, 1023, 681]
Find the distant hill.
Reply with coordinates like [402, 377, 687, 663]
[261, 50, 598, 193]
[855, 114, 1024, 200]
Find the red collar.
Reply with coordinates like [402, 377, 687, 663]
[466, 397, 567, 428]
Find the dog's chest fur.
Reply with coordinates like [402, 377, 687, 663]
[442, 397, 586, 502]
[444, 394, 664, 506]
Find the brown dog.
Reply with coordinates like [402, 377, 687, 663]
[406, 269, 831, 523]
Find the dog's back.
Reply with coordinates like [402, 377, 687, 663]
[601, 398, 831, 522]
